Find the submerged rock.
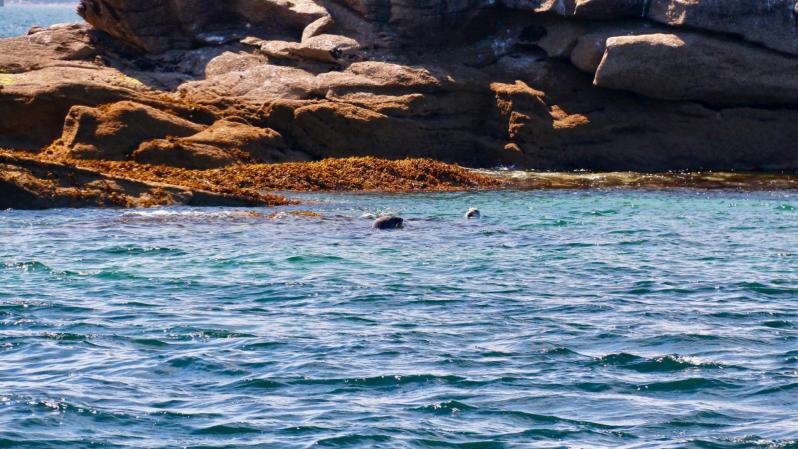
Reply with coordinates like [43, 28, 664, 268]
[465, 208, 481, 219]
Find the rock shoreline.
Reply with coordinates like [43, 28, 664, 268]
[1, 0, 798, 208]
[3, 148, 797, 210]
[0, 150, 502, 209]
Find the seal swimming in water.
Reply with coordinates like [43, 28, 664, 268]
[465, 208, 481, 219]
[373, 215, 404, 230]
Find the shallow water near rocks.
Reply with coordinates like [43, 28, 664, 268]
[1, 190, 797, 448]
[0, 5, 81, 38]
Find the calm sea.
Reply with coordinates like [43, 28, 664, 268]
[0, 4, 80, 38]
[1, 190, 797, 448]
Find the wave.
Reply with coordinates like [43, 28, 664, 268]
[641, 378, 739, 392]
[495, 410, 619, 430]
[222, 378, 287, 390]
[314, 434, 392, 447]
[409, 439, 506, 448]
[413, 400, 477, 414]
[762, 320, 796, 329]
[687, 436, 798, 449]
[592, 353, 731, 372]
[292, 374, 476, 389]
[128, 337, 170, 348]
[540, 347, 585, 358]
[164, 327, 256, 339]
[89, 245, 187, 257]
[119, 209, 269, 227]
[193, 423, 263, 435]
[735, 282, 798, 296]
[666, 410, 739, 429]
[1, 261, 83, 278]
[285, 254, 347, 264]
[752, 382, 798, 396]
[39, 332, 91, 342]
[1, 263, 154, 282]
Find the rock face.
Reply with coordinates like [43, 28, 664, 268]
[56, 102, 304, 168]
[646, 0, 798, 55]
[0, 0, 797, 172]
[60, 101, 206, 160]
[594, 32, 798, 106]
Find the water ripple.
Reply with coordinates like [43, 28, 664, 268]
[0, 190, 796, 448]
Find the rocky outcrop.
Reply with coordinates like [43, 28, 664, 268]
[0, 0, 797, 172]
[646, 0, 798, 56]
[77, 0, 328, 53]
[60, 101, 206, 160]
[56, 102, 307, 168]
[0, 152, 278, 209]
[594, 32, 798, 106]
[131, 139, 238, 169]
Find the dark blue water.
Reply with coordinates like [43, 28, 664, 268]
[0, 5, 80, 38]
[1, 190, 797, 448]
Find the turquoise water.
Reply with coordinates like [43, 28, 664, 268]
[1, 190, 797, 448]
[0, 4, 81, 38]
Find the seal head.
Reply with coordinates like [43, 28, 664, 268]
[373, 215, 404, 230]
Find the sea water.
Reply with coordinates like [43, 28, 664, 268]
[0, 4, 80, 38]
[1, 190, 797, 448]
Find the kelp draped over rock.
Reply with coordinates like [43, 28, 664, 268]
[1, 0, 798, 173]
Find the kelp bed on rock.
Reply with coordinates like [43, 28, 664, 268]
[32, 153, 504, 192]
[4, 148, 798, 211]
[0, 151, 291, 209]
[484, 170, 798, 191]
[0, 150, 503, 209]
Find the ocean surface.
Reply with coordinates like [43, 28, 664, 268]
[1, 190, 797, 448]
[0, 4, 80, 38]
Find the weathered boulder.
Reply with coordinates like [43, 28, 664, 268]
[77, 0, 224, 53]
[0, 67, 145, 151]
[0, 24, 141, 150]
[60, 101, 206, 160]
[232, 0, 328, 31]
[243, 34, 362, 65]
[183, 119, 309, 163]
[503, 0, 645, 18]
[647, 0, 798, 55]
[0, 23, 97, 74]
[132, 139, 237, 169]
[128, 118, 311, 169]
[77, 0, 329, 53]
[594, 32, 798, 106]
[573, 0, 645, 18]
